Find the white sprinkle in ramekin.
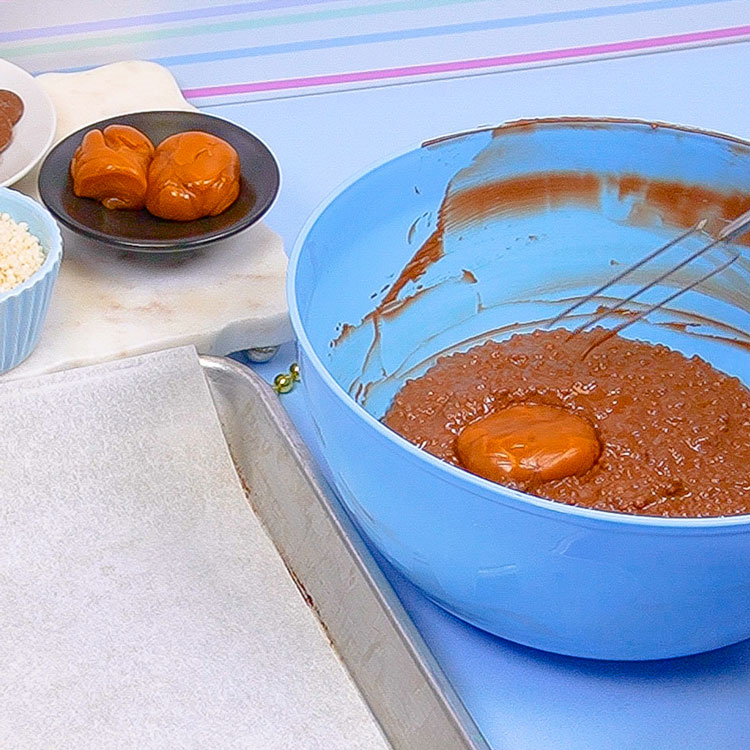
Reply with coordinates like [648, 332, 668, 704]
[0, 212, 45, 292]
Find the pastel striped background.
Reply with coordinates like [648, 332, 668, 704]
[2, 0, 749, 106]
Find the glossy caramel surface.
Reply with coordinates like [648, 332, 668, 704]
[70, 124, 155, 210]
[145, 131, 240, 221]
[456, 403, 600, 484]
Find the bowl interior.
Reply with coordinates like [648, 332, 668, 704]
[293, 120, 750, 420]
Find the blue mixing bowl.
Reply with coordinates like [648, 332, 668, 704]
[289, 118, 750, 660]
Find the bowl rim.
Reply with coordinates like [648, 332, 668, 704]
[0, 187, 63, 304]
[288, 115, 750, 530]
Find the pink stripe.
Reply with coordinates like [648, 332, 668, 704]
[183, 24, 750, 99]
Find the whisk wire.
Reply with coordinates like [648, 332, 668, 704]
[569, 225, 736, 339]
[548, 220, 706, 328]
[579, 246, 740, 359]
[552, 207, 750, 356]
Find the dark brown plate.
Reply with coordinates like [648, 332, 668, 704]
[38, 110, 280, 253]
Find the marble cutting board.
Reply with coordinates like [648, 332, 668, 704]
[6, 61, 291, 381]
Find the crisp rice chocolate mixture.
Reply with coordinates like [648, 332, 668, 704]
[383, 328, 750, 517]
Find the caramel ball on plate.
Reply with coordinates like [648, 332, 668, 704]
[70, 124, 155, 210]
[145, 131, 240, 222]
[456, 403, 600, 485]
[0, 90, 24, 126]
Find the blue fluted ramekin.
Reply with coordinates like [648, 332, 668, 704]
[0, 187, 62, 374]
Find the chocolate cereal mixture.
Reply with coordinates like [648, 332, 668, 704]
[383, 328, 750, 517]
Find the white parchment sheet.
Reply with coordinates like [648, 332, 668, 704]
[0, 347, 388, 750]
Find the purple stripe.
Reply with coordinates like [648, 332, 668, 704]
[0, 0, 349, 42]
[183, 24, 750, 99]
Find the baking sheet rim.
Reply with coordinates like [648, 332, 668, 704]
[200, 355, 488, 750]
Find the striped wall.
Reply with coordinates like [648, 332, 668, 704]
[2, 0, 749, 106]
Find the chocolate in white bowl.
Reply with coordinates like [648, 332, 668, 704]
[0, 59, 56, 188]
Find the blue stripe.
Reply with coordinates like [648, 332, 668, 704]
[149, 0, 736, 68]
[0, 0, 352, 43]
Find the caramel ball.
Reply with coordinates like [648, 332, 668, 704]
[145, 131, 240, 221]
[70, 124, 155, 210]
[456, 404, 600, 485]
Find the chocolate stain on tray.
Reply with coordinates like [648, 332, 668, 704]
[232, 458, 336, 648]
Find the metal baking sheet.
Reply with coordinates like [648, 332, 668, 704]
[201, 355, 489, 750]
[2, 347, 396, 749]
[245, 347, 750, 750]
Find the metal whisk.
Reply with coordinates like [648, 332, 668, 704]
[550, 207, 750, 357]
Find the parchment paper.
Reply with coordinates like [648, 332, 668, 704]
[0, 347, 388, 750]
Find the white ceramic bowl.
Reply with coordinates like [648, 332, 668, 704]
[0, 59, 57, 188]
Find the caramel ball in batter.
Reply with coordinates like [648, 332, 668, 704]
[456, 404, 600, 485]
